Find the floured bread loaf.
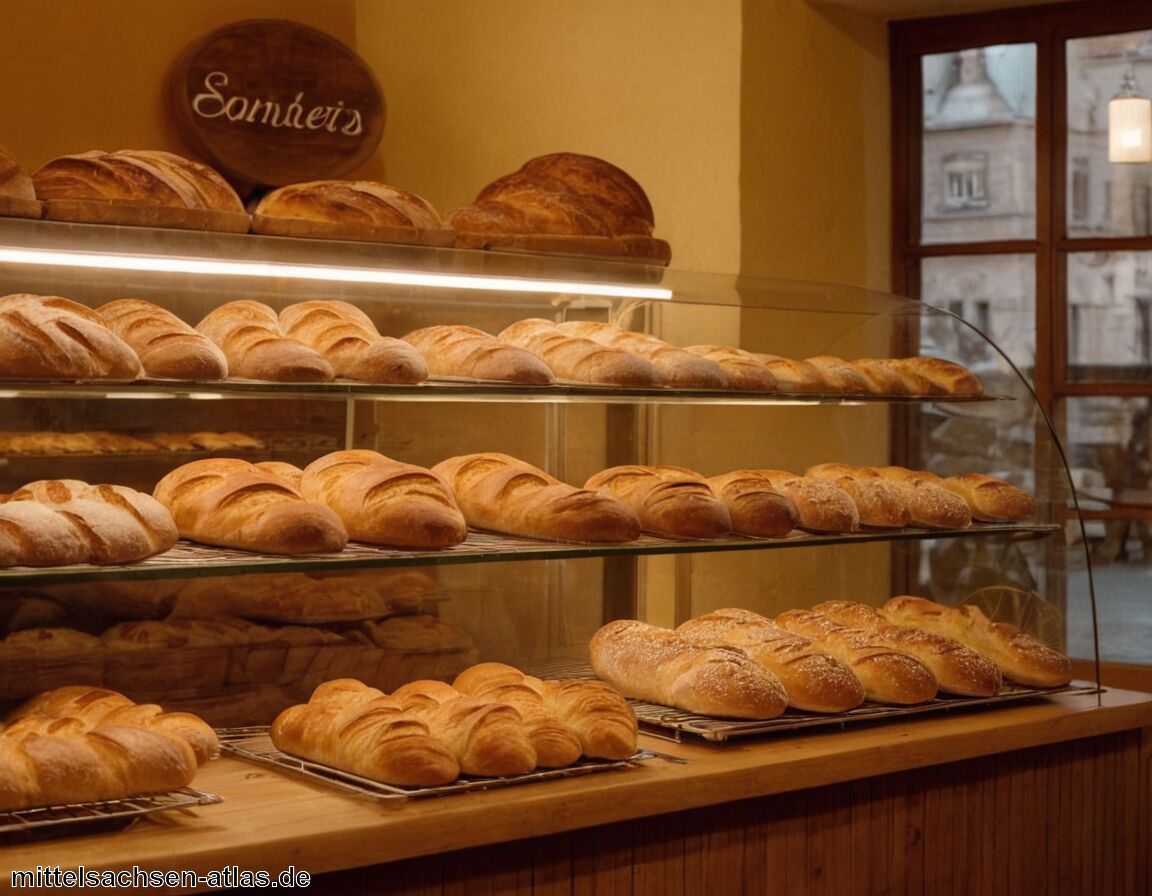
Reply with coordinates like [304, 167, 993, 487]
[255, 179, 443, 230]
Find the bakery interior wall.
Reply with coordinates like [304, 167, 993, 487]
[0, 1, 894, 634]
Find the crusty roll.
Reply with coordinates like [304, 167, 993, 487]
[556, 321, 726, 389]
[810, 600, 1003, 697]
[152, 457, 348, 554]
[584, 465, 732, 539]
[452, 663, 582, 768]
[402, 324, 555, 385]
[866, 466, 972, 529]
[937, 473, 1038, 522]
[683, 345, 779, 392]
[722, 470, 859, 533]
[497, 318, 659, 387]
[196, 300, 335, 382]
[392, 679, 537, 777]
[804, 463, 911, 529]
[279, 300, 429, 384]
[676, 608, 865, 713]
[774, 609, 939, 705]
[802, 356, 872, 394]
[97, 298, 228, 380]
[880, 596, 1072, 688]
[749, 355, 826, 393]
[270, 678, 459, 787]
[0, 479, 178, 566]
[431, 452, 640, 543]
[540, 679, 638, 760]
[254, 180, 443, 230]
[705, 471, 799, 538]
[32, 149, 244, 213]
[299, 449, 467, 549]
[589, 618, 789, 720]
[0, 293, 143, 380]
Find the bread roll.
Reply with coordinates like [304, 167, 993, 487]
[556, 321, 726, 389]
[0, 293, 143, 380]
[299, 450, 466, 549]
[880, 596, 1072, 688]
[152, 458, 348, 554]
[254, 180, 443, 230]
[804, 463, 911, 529]
[588, 618, 789, 720]
[498, 318, 659, 387]
[866, 466, 972, 529]
[937, 473, 1037, 522]
[584, 465, 732, 539]
[540, 679, 638, 760]
[676, 609, 865, 713]
[705, 471, 799, 538]
[279, 300, 429, 384]
[196, 300, 335, 382]
[97, 298, 228, 380]
[810, 600, 1003, 697]
[402, 324, 555, 384]
[774, 609, 939, 704]
[721, 470, 859, 533]
[431, 452, 640, 543]
[683, 345, 779, 392]
[269, 678, 459, 787]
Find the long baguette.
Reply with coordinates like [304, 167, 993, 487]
[583, 465, 732, 539]
[588, 618, 789, 720]
[937, 473, 1038, 522]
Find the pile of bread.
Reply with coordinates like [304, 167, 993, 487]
[269, 662, 638, 788]
[0, 685, 218, 811]
[590, 596, 1074, 721]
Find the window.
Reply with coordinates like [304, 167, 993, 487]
[891, 1, 1152, 676]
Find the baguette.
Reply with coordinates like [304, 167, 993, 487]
[300, 450, 467, 549]
[0, 293, 143, 380]
[852, 358, 936, 395]
[722, 470, 858, 533]
[452, 663, 582, 767]
[97, 298, 228, 380]
[431, 452, 640, 543]
[683, 345, 779, 392]
[540, 679, 638, 760]
[556, 321, 726, 389]
[804, 463, 911, 529]
[810, 600, 1003, 697]
[749, 355, 826, 392]
[937, 473, 1038, 522]
[402, 324, 554, 384]
[896, 357, 982, 396]
[774, 608, 939, 704]
[865, 466, 972, 529]
[802, 356, 872, 394]
[269, 678, 459, 787]
[196, 300, 334, 382]
[152, 458, 348, 554]
[880, 595, 1072, 687]
[705, 471, 799, 538]
[588, 618, 789, 720]
[584, 465, 732, 538]
[676, 608, 865, 712]
[498, 318, 659, 387]
[279, 300, 429, 384]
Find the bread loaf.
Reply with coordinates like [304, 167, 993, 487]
[392, 679, 538, 776]
[452, 663, 583, 767]
[866, 466, 972, 529]
[803, 356, 872, 394]
[880, 596, 1072, 688]
[937, 473, 1038, 522]
[810, 600, 1003, 697]
[0, 293, 143, 380]
[299, 449, 467, 549]
[431, 452, 640, 543]
[750, 355, 826, 392]
[774, 608, 939, 704]
[32, 149, 244, 213]
[0, 144, 36, 201]
[556, 321, 726, 389]
[152, 458, 348, 554]
[279, 300, 429, 384]
[269, 678, 459, 787]
[254, 180, 443, 230]
[498, 318, 659, 387]
[402, 324, 555, 384]
[804, 463, 911, 529]
[97, 298, 228, 380]
[584, 465, 732, 539]
[852, 358, 936, 395]
[196, 300, 335, 382]
[683, 345, 779, 392]
[588, 618, 789, 720]
[540, 679, 639, 760]
[720, 470, 859, 533]
[896, 357, 982, 396]
[676, 608, 865, 712]
[705, 471, 799, 538]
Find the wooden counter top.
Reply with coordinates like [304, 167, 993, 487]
[3, 687, 1150, 892]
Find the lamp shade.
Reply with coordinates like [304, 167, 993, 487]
[1109, 92, 1152, 164]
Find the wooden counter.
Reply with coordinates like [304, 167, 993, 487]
[3, 687, 1150, 895]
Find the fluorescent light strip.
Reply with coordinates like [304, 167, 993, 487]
[0, 247, 673, 301]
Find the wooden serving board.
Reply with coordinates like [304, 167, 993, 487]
[0, 194, 43, 219]
[454, 230, 672, 265]
[251, 214, 456, 247]
[42, 199, 251, 234]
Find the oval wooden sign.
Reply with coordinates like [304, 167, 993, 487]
[168, 19, 385, 188]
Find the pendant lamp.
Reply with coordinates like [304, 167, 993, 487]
[1109, 69, 1152, 164]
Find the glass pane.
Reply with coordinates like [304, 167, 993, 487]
[1066, 31, 1152, 238]
[921, 44, 1036, 245]
[1067, 250, 1152, 381]
[1061, 395, 1152, 664]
